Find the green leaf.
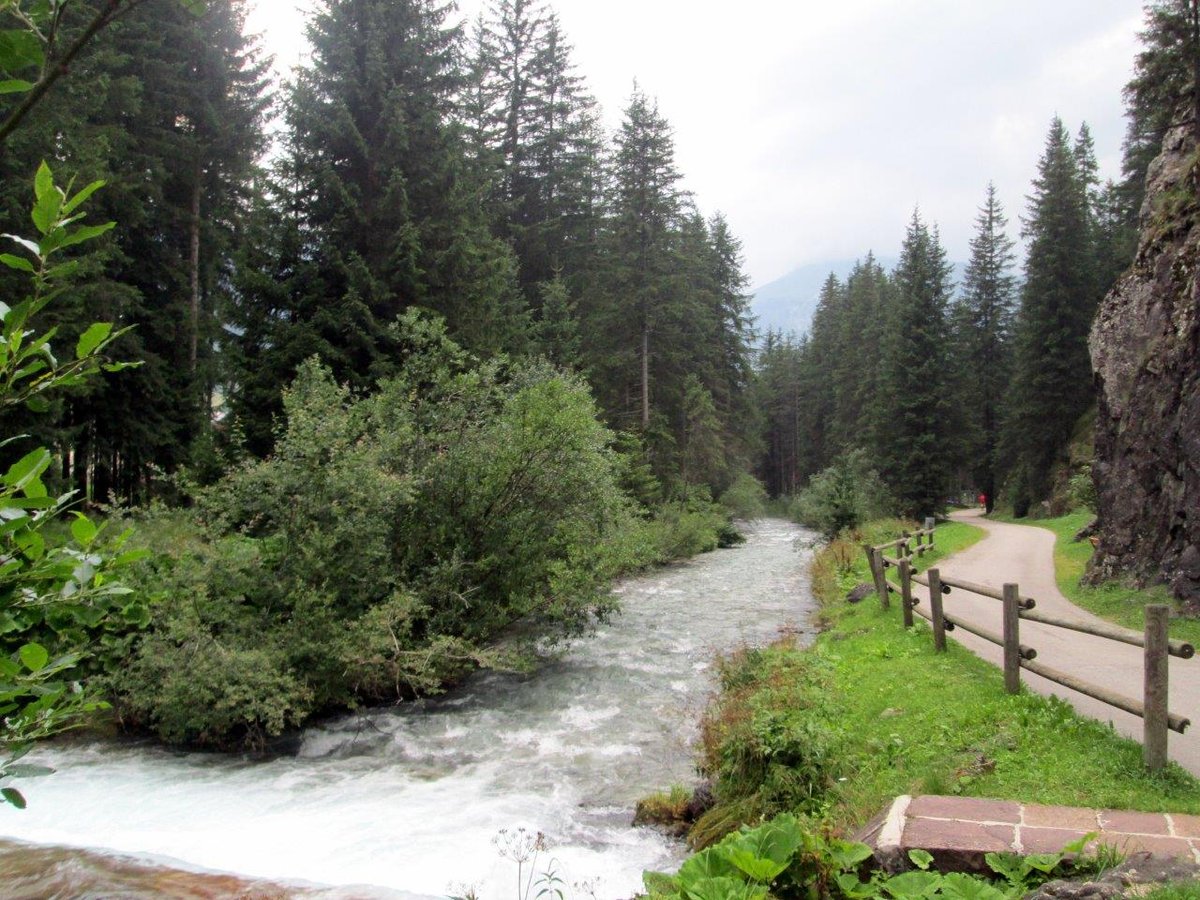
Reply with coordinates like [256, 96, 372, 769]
[721, 817, 806, 882]
[3, 233, 39, 257]
[829, 839, 876, 871]
[907, 849, 934, 870]
[4, 448, 51, 491]
[34, 162, 53, 202]
[76, 322, 114, 359]
[939, 873, 1008, 900]
[70, 513, 98, 547]
[62, 180, 106, 216]
[682, 877, 767, 900]
[19, 642, 48, 672]
[57, 221, 115, 251]
[1023, 853, 1063, 875]
[678, 847, 737, 885]
[0, 253, 35, 272]
[1, 787, 27, 809]
[643, 871, 679, 895]
[0, 79, 34, 94]
[881, 870, 943, 899]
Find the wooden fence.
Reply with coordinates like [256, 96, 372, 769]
[862, 524, 1195, 773]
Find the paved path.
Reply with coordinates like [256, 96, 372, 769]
[928, 510, 1200, 776]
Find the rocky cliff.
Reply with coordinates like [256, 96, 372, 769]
[1089, 122, 1200, 605]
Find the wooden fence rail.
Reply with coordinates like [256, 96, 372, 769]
[861, 529, 1193, 772]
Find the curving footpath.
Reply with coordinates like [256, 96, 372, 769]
[935, 509, 1200, 777]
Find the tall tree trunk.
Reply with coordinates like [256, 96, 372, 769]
[189, 163, 202, 377]
[641, 325, 650, 428]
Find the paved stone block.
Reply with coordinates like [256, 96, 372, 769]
[1099, 810, 1172, 835]
[1018, 826, 1093, 854]
[908, 795, 1021, 824]
[1101, 834, 1196, 859]
[903, 817, 1015, 852]
[1023, 804, 1100, 831]
[1170, 814, 1200, 839]
[902, 818, 1016, 873]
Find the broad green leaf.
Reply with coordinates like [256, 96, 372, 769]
[837, 872, 877, 900]
[34, 162, 53, 202]
[721, 817, 806, 882]
[1, 787, 27, 809]
[881, 870, 943, 899]
[0, 28, 44, 71]
[984, 853, 1028, 885]
[682, 877, 767, 900]
[907, 848, 934, 870]
[643, 871, 679, 895]
[76, 322, 114, 359]
[939, 873, 1008, 900]
[0, 252, 34, 272]
[4, 448, 51, 491]
[678, 847, 737, 884]
[70, 513, 98, 546]
[57, 221, 115, 251]
[62, 179, 106, 216]
[1023, 853, 1063, 874]
[829, 839, 876, 870]
[0, 78, 34, 94]
[19, 642, 48, 672]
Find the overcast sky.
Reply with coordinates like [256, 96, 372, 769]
[245, 0, 1144, 289]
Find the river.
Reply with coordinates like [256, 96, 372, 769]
[0, 519, 815, 899]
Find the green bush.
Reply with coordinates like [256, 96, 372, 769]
[719, 473, 769, 519]
[111, 314, 651, 749]
[793, 450, 891, 538]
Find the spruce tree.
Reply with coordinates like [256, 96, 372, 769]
[1006, 118, 1097, 515]
[950, 183, 1017, 513]
[880, 211, 955, 517]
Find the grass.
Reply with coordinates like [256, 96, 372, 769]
[992, 509, 1200, 649]
[687, 518, 1200, 845]
[1143, 883, 1200, 900]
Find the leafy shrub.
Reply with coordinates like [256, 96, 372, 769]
[719, 473, 769, 519]
[641, 494, 740, 562]
[793, 450, 892, 538]
[111, 314, 650, 749]
[692, 641, 840, 847]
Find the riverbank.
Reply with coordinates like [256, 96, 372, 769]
[679, 518, 1200, 848]
[0, 520, 815, 899]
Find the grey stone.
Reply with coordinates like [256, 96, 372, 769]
[847, 583, 874, 604]
[1089, 121, 1200, 607]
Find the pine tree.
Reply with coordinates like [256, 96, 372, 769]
[283, 0, 525, 363]
[950, 183, 1017, 513]
[1120, 1, 1200, 224]
[880, 211, 955, 517]
[1006, 118, 1097, 515]
[587, 86, 684, 438]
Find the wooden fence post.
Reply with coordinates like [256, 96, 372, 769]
[1003, 583, 1021, 694]
[1144, 604, 1170, 772]
[928, 568, 946, 652]
[865, 545, 888, 608]
[899, 559, 914, 628]
[874, 549, 890, 609]
[924, 517, 935, 547]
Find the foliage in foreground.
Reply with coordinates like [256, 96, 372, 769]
[644, 813, 1107, 900]
[1, 165, 145, 808]
[109, 315, 739, 750]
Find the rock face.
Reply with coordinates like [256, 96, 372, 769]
[1089, 122, 1200, 605]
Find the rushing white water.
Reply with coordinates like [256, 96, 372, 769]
[0, 519, 815, 899]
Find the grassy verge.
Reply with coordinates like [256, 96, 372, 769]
[685, 518, 1200, 846]
[991, 510, 1200, 649]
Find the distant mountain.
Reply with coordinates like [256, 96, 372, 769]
[749, 259, 893, 337]
[749, 256, 964, 338]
